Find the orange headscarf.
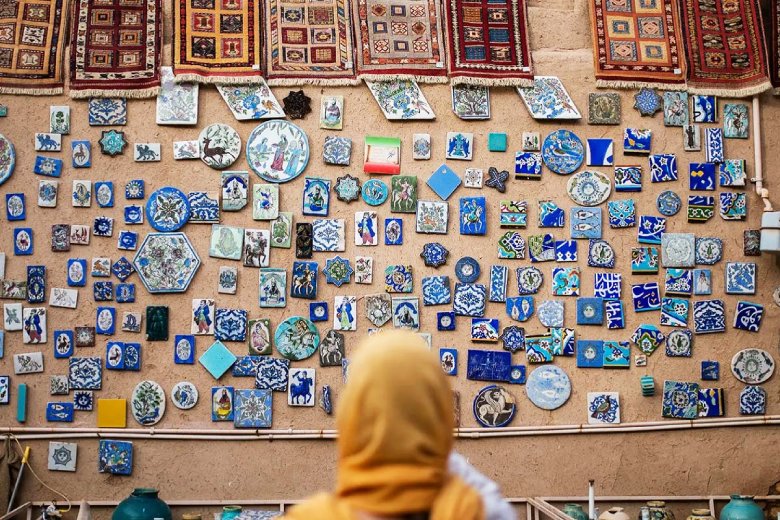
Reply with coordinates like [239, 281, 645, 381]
[285, 330, 484, 520]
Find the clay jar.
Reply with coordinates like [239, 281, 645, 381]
[720, 496, 764, 520]
[686, 509, 714, 520]
[648, 501, 676, 520]
[600, 507, 631, 520]
[564, 503, 589, 520]
[112, 488, 171, 520]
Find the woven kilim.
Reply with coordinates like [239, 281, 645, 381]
[589, 0, 685, 89]
[0, 0, 68, 95]
[353, 0, 447, 83]
[69, 0, 163, 98]
[768, 0, 780, 93]
[679, 0, 771, 97]
[264, 0, 357, 86]
[444, 0, 533, 86]
[173, 0, 262, 84]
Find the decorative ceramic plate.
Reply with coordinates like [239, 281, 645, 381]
[362, 179, 389, 206]
[526, 365, 571, 410]
[274, 316, 320, 361]
[199, 123, 241, 169]
[246, 120, 309, 183]
[516, 266, 543, 294]
[133, 233, 201, 293]
[473, 385, 516, 428]
[567, 170, 611, 206]
[731, 348, 775, 384]
[455, 257, 480, 283]
[541, 130, 584, 175]
[131, 380, 166, 426]
[695, 237, 723, 265]
[171, 381, 198, 410]
[0, 133, 15, 186]
[145, 187, 191, 232]
[656, 190, 682, 216]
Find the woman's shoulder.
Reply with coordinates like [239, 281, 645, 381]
[283, 493, 354, 520]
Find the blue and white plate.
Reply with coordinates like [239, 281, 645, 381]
[473, 385, 516, 428]
[246, 120, 309, 183]
[541, 130, 584, 175]
[145, 187, 191, 232]
[0, 133, 15, 186]
[656, 190, 682, 216]
[362, 179, 388, 206]
[455, 257, 480, 283]
[526, 365, 571, 410]
[171, 381, 198, 410]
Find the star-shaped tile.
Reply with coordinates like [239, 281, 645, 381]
[283, 90, 312, 119]
[501, 325, 526, 353]
[99, 130, 127, 157]
[323, 256, 353, 287]
[420, 242, 449, 267]
[633, 88, 662, 117]
[334, 174, 361, 203]
[485, 167, 509, 193]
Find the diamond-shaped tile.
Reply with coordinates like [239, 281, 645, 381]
[199, 341, 237, 379]
[426, 164, 462, 200]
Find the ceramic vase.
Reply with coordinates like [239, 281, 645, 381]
[112, 489, 171, 520]
[564, 503, 589, 520]
[686, 509, 714, 520]
[600, 507, 631, 520]
[222, 506, 242, 520]
[648, 501, 676, 520]
[720, 496, 764, 520]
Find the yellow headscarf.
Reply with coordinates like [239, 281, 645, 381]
[285, 330, 484, 520]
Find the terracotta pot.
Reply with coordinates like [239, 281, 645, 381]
[564, 503, 589, 520]
[720, 496, 764, 520]
[600, 507, 631, 520]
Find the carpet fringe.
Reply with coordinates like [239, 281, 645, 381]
[266, 77, 361, 87]
[70, 87, 160, 99]
[595, 79, 687, 91]
[686, 81, 773, 98]
[172, 73, 264, 85]
[450, 76, 534, 87]
[0, 86, 63, 96]
[359, 74, 449, 84]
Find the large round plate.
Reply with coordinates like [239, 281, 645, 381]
[526, 365, 571, 410]
[473, 385, 516, 428]
[171, 381, 198, 410]
[131, 380, 166, 426]
[199, 123, 241, 170]
[0, 133, 15, 186]
[246, 120, 309, 183]
[567, 170, 611, 206]
[731, 348, 775, 384]
[145, 187, 191, 232]
[541, 130, 584, 175]
[274, 316, 320, 361]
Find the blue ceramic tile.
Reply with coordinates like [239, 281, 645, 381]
[46, 402, 74, 422]
[508, 365, 526, 384]
[603, 340, 630, 367]
[125, 180, 145, 199]
[633, 324, 665, 355]
[98, 440, 133, 475]
[555, 240, 577, 262]
[552, 267, 580, 296]
[577, 340, 604, 368]
[439, 348, 458, 375]
[623, 128, 651, 154]
[115, 283, 135, 303]
[539, 201, 565, 227]
[501, 325, 526, 353]
[687, 195, 715, 223]
[588, 239, 616, 269]
[123, 343, 141, 371]
[13, 228, 33, 255]
[586, 138, 614, 166]
[302, 178, 331, 216]
[649, 154, 678, 182]
[614, 166, 642, 192]
[719, 159, 746, 187]
[637, 216, 665, 244]
[705, 127, 724, 163]
[719, 192, 747, 220]
[693, 299, 726, 334]
[631, 246, 659, 273]
[740, 385, 766, 415]
[576, 297, 604, 325]
[499, 200, 527, 228]
[488, 265, 508, 303]
[173, 335, 196, 364]
[692, 95, 716, 122]
[106, 342, 125, 370]
[33, 156, 63, 177]
[571, 207, 601, 239]
[232, 356, 263, 377]
[528, 234, 555, 263]
[525, 334, 553, 363]
[422, 276, 452, 306]
[53, 330, 74, 358]
[662, 381, 699, 418]
[254, 357, 290, 392]
[234, 389, 273, 428]
[453, 282, 486, 317]
[698, 387, 724, 417]
[437, 311, 456, 331]
[506, 296, 534, 322]
[26, 265, 45, 304]
[497, 231, 526, 259]
[466, 349, 511, 382]
[309, 301, 329, 322]
[550, 327, 575, 356]
[384, 218, 403, 245]
[725, 262, 756, 295]
[514, 152, 542, 180]
[660, 298, 689, 327]
[322, 136, 351, 166]
[701, 360, 720, 381]
[95, 306, 116, 335]
[93, 216, 114, 237]
[689, 163, 716, 191]
[605, 299, 625, 329]
[72, 140, 92, 168]
[693, 269, 712, 295]
[594, 273, 621, 299]
[6, 193, 25, 221]
[733, 301, 763, 332]
[211, 386, 235, 421]
[664, 269, 693, 296]
[607, 199, 636, 228]
[290, 261, 318, 299]
[470, 318, 500, 341]
[94, 181, 114, 208]
[124, 205, 143, 225]
[214, 308, 248, 341]
[459, 197, 487, 235]
[631, 282, 660, 312]
[117, 231, 138, 251]
[73, 390, 94, 411]
[427, 164, 461, 200]
[93, 281, 114, 302]
[68, 357, 102, 390]
[199, 340, 237, 379]
[488, 133, 507, 152]
[111, 257, 134, 282]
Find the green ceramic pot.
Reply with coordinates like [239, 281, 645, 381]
[112, 489, 171, 520]
[720, 496, 764, 520]
[222, 506, 243, 520]
[564, 503, 589, 520]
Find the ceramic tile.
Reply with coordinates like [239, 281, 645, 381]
[577, 340, 604, 368]
[662, 296, 691, 329]
[701, 360, 720, 380]
[412, 133, 431, 160]
[290, 262, 318, 300]
[537, 300, 564, 328]
[663, 91, 689, 126]
[422, 276, 451, 306]
[588, 392, 620, 424]
[98, 440, 133, 475]
[525, 334, 553, 363]
[689, 162, 716, 191]
[453, 283, 486, 317]
[637, 216, 665, 244]
[739, 385, 766, 415]
[506, 296, 534, 322]
[488, 133, 507, 152]
[665, 328, 692, 356]
[697, 387, 724, 417]
[416, 200, 449, 234]
[199, 341, 237, 379]
[489, 265, 509, 303]
[588, 93, 621, 125]
[174, 335, 196, 364]
[586, 138, 614, 166]
[501, 325, 526, 354]
[552, 267, 580, 296]
[607, 199, 635, 228]
[693, 299, 726, 334]
[661, 233, 695, 268]
[649, 154, 678, 183]
[723, 103, 749, 138]
[725, 262, 756, 295]
[631, 282, 661, 312]
[333, 296, 357, 331]
[254, 357, 290, 392]
[322, 136, 352, 166]
[624, 128, 652, 155]
[733, 301, 763, 332]
[704, 127, 724, 163]
[614, 166, 642, 192]
[288, 368, 316, 407]
[234, 389, 273, 427]
[664, 269, 693, 296]
[452, 84, 490, 120]
[302, 178, 331, 216]
[576, 297, 603, 325]
[73, 390, 93, 411]
[587, 239, 616, 269]
[719, 192, 747, 220]
[392, 297, 420, 330]
[427, 164, 462, 200]
[539, 200, 565, 227]
[632, 324, 665, 355]
[603, 341, 630, 368]
[605, 299, 625, 330]
[555, 240, 577, 262]
[466, 349, 511, 382]
[719, 159, 746, 187]
[312, 219, 346, 252]
[692, 95, 716, 123]
[497, 232, 526, 259]
[662, 381, 699, 418]
[594, 273, 622, 299]
[459, 197, 487, 235]
[516, 266, 543, 295]
[517, 76, 581, 119]
[514, 152, 542, 180]
[470, 318, 499, 342]
[437, 311, 456, 331]
[571, 207, 601, 239]
[683, 124, 701, 151]
[693, 269, 712, 295]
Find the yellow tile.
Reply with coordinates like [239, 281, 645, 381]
[97, 398, 127, 428]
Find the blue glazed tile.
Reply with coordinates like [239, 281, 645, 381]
[692, 95, 716, 122]
[605, 299, 625, 329]
[497, 231, 526, 259]
[117, 231, 138, 251]
[506, 296, 534, 322]
[577, 340, 604, 368]
[516, 266, 543, 295]
[488, 132, 507, 152]
[384, 218, 403, 245]
[725, 262, 756, 295]
[309, 301, 329, 322]
[115, 283, 135, 303]
[111, 257, 134, 282]
[199, 340, 237, 379]
[693, 299, 726, 334]
[466, 349, 511, 382]
[603, 340, 630, 368]
[123, 343, 141, 371]
[649, 154, 678, 182]
[232, 356, 263, 377]
[576, 297, 604, 325]
[459, 197, 487, 235]
[631, 282, 661, 312]
[6, 193, 25, 221]
[571, 207, 601, 239]
[550, 327, 575, 356]
[254, 356, 290, 391]
[499, 200, 527, 228]
[607, 199, 636, 228]
[211, 386, 235, 420]
[740, 386, 766, 415]
[470, 318, 499, 341]
[623, 128, 651, 154]
[124, 205, 143, 225]
[98, 440, 133, 475]
[555, 240, 577, 262]
[214, 308, 248, 341]
[501, 325, 526, 353]
[586, 138, 614, 166]
[552, 267, 580, 296]
[46, 402, 74, 422]
[290, 261, 318, 299]
[719, 192, 747, 220]
[302, 177, 331, 216]
[528, 234, 555, 263]
[73, 390, 94, 411]
[71, 140, 91, 168]
[701, 360, 720, 380]
[689, 163, 716, 191]
[665, 328, 692, 356]
[525, 334, 553, 363]
[633, 324, 665, 355]
[13, 228, 33, 255]
[538, 200, 565, 227]
[733, 301, 763, 332]
[234, 389, 272, 428]
[719, 159, 746, 187]
[33, 156, 63, 177]
[594, 273, 621, 299]
[660, 298, 689, 327]
[514, 152, 542, 180]
[614, 165, 642, 192]
[664, 268, 693, 296]
[26, 265, 45, 304]
[95, 306, 116, 335]
[93, 216, 114, 237]
[453, 283, 486, 317]
[508, 365, 526, 384]
[705, 127, 724, 163]
[422, 275, 452, 306]
[68, 357, 102, 390]
[437, 311, 456, 331]
[94, 181, 114, 208]
[427, 164, 462, 200]
[631, 246, 659, 273]
[637, 215, 665, 244]
[125, 180, 144, 199]
[588, 239, 615, 269]
[439, 348, 458, 375]
[420, 242, 449, 267]
[53, 330, 74, 358]
[698, 388, 724, 417]
[662, 380, 699, 418]
[488, 265, 508, 303]
[322, 136, 352, 166]
[93, 281, 114, 302]
[173, 335, 196, 364]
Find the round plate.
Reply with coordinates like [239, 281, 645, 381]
[473, 385, 516, 427]
[695, 237, 722, 265]
[361, 179, 389, 206]
[199, 123, 241, 170]
[131, 380, 166, 426]
[666, 329, 692, 356]
[516, 266, 543, 294]
[455, 257, 480, 283]
[0, 133, 15, 186]
[171, 381, 198, 410]
[246, 120, 309, 183]
[588, 239, 616, 268]
[567, 170, 611, 206]
[541, 130, 584, 175]
[145, 187, 191, 232]
[526, 365, 571, 410]
[274, 316, 320, 361]
[656, 190, 682, 216]
[537, 300, 564, 328]
[731, 348, 775, 384]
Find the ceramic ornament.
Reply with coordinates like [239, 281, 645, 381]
[199, 124, 241, 170]
[731, 349, 774, 384]
[246, 120, 309, 183]
[130, 380, 165, 426]
[526, 365, 571, 410]
[473, 385, 516, 428]
[567, 171, 611, 206]
[541, 130, 584, 175]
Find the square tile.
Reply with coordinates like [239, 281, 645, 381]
[701, 360, 720, 380]
[464, 168, 483, 188]
[664, 269, 693, 296]
[525, 334, 554, 364]
[623, 128, 652, 154]
[631, 282, 661, 312]
[234, 389, 273, 427]
[173, 335, 196, 364]
[689, 163, 716, 191]
[445, 132, 474, 160]
[416, 200, 449, 234]
[576, 297, 604, 325]
[637, 216, 665, 244]
[422, 276, 452, 306]
[663, 91, 689, 126]
[733, 301, 763, 332]
[660, 298, 690, 327]
[427, 164, 462, 200]
[453, 283, 486, 317]
[649, 154, 677, 182]
[687, 195, 715, 223]
[740, 386, 766, 415]
[607, 199, 635, 228]
[437, 311, 456, 331]
[488, 132, 507, 152]
[46, 402, 74, 422]
[199, 341, 237, 379]
[550, 327, 575, 356]
[571, 207, 601, 239]
[586, 138, 614, 166]
[588, 392, 621, 424]
[665, 328, 693, 356]
[723, 103, 749, 138]
[662, 380, 699, 418]
[522, 131, 540, 151]
[588, 240, 616, 272]
[614, 165, 642, 192]
[68, 357, 102, 390]
[211, 386, 234, 421]
[469, 318, 499, 342]
[552, 267, 580, 296]
[719, 159, 746, 187]
[693, 299, 726, 334]
[528, 234, 555, 262]
[96, 398, 126, 428]
[539, 201, 565, 227]
[725, 262, 756, 294]
[322, 136, 351, 166]
[555, 240, 578, 262]
[603, 341, 630, 368]
[312, 219, 346, 252]
[577, 340, 604, 368]
[514, 152, 542, 180]
[594, 273, 622, 299]
[98, 440, 133, 475]
[698, 388, 724, 417]
[661, 233, 695, 268]
[719, 192, 747, 221]
[73, 390, 94, 411]
[254, 357, 290, 392]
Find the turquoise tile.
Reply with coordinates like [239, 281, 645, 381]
[426, 164, 462, 200]
[199, 341, 237, 379]
[488, 133, 507, 152]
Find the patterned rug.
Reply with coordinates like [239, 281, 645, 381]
[0, 0, 69, 95]
[173, 0, 262, 84]
[589, 0, 685, 89]
[353, 0, 447, 83]
[444, 0, 534, 86]
[680, 0, 771, 97]
[70, 0, 162, 98]
[769, 0, 780, 93]
[264, 0, 357, 85]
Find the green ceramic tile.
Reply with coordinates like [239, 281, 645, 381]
[488, 133, 507, 152]
[145, 306, 169, 341]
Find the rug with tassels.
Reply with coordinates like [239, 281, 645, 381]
[70, 0, 162, 98]
[680, 0, 771, 97]
[353, 0, 447, 83]
[0, 0, 69, 95]
[768, 0, 780, 94]
[264, 0, 357, 86]
[444, 0, 533, 87]
[173, 0, 262, 84]
[589, 0, 685, 90]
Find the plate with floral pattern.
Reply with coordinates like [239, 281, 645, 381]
[656, 190, 681, 216]
[131, 380, 166, 426]
[145, 187, 191, 232]
[567, 170, 611, 206]
[731, 348, 775, 384]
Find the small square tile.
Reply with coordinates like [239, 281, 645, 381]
[733, 301, 763, 332]
[445, 132, 474, 160]
[577, 340, 604, 368]
[689, 163, 716, 191]
[631, 282, 661, 312]
[588, 392, 620, 424]
[199, 341, 237, 379]
[437, 311, 456, 331]
[309, 301, 329, 322]
[98, 440, 133, 475]
[487, 132, 507, 152]
[637, 216, 665, 244]
[525, 334, 553, 363]
[528, 233, 555, 262]
[586, 138, 614, 166]
[698, 387, 724, 417]
[453, 283, 486, 317]
[607, 199, 636, 228]
[555, 240, 577, 262]
[214, 308, 248, 341]
[614, 166, 642, 192]
[649, 154, 678, 182]
[552, 267, 580, 296]
[719, 192, 747, 220]
[719, 159, 746, 187]
[439, 348, 458, 375]
[687, 195, 716, 223]
[603, 341, 630, 368]
[623, 128, 652, 154]
[588, 93, 621, 125]
[740, 385, 766, 415]
[662, 380, 699, 418]
[422, 276, 452, 306]
[664, 268, 693, 296]
[234, 389, 273, 427]
[701, 360, 720, 381]
[522, 131, 540, 151]
[576, 297, 604, 325]
[539, 200, 565, 227]
[469, 319, 500, 343]
[96, 398, 126, 428]
[571, 207, 601, 239]
[661, 233, 695, 268]
[725, 262, 756, 295]
[463, 168, 483, 188]
[73, 390, 94, 411]
[661, 298, 690, 327]
[665, 328, 692, 356]
[693, 299, 726, 334]
[588, 240, 616, 271]
[514, 152, 542, 180]
[322, 135, 352, 166]
[605, 299, 625, 329]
